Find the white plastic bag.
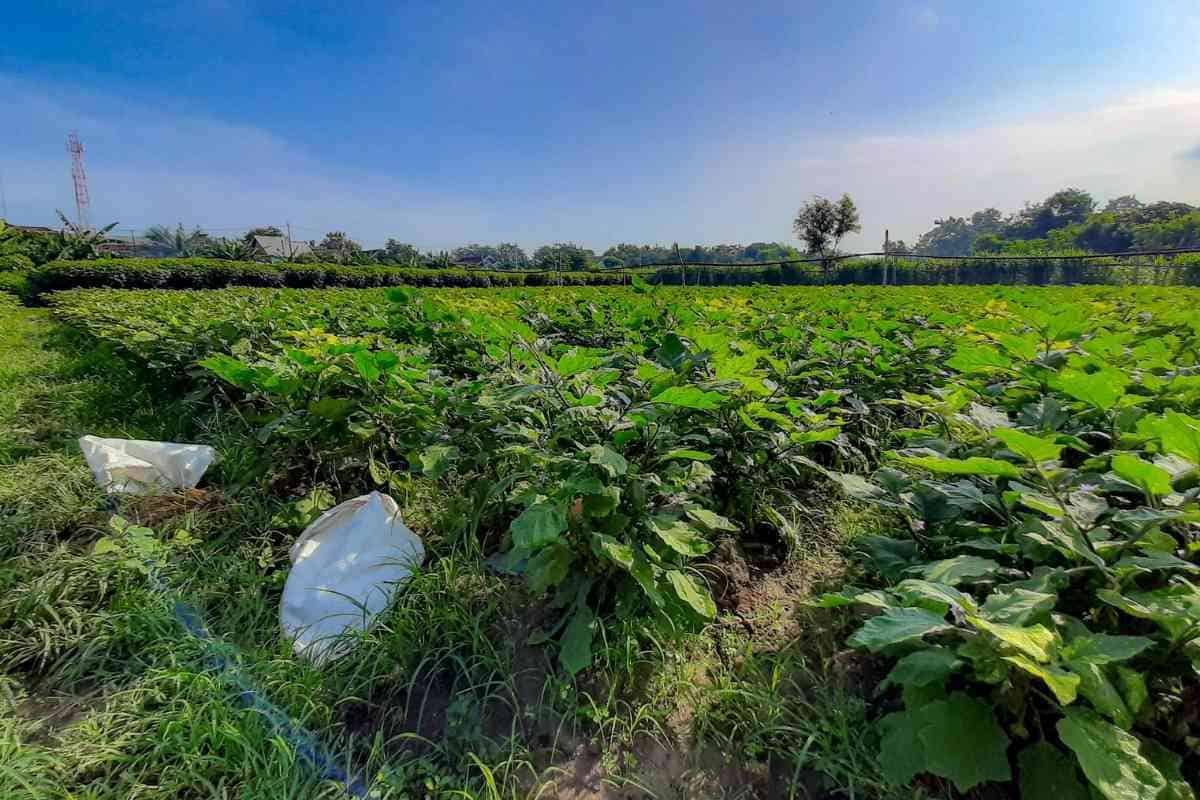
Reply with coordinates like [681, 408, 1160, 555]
[79, 435, 217, 495]
[280, 492, 425, 664]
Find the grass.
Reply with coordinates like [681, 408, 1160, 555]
[0, 295, 896, 799]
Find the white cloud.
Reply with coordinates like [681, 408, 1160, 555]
[694, 86, 1200, 250]
[3, 75, 1199, 252]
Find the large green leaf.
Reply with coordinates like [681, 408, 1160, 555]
[1003, 654, 1080, 703]
[509, 502, 567, 550]
[557, 348, 604, 377]
[919, 555, 1001, 586]
[1070, 660, 1132, 729]
[946, 345, 1013, 374]
[584, 444, 628, 477]
[882, 647, 962, 689]
[981, 588, 1057, 625]
[917, 692, 1012, 792]
[1061, 634, 1153, 665]
[968, 618, 1058, 662]
[893, 453, 1022, 479]
[1057, 708, 1167, 800]
[685, 507, 738, 532]
[1157, 411, 1200, 464]
[1096, 584, 1200, 640]
[995, 428, 1064, 464]
[526, 544, 574, 594]
[1052, 369, 1127, 412]
[650, 517, 712, 557]
[666, 570, 716, 618]
[1137, 737, 1197, 800]
[878, 710, 928, 787]
[848, 608, 952, 652]
[592, 533, 634, 570]
[651, 385, 725, 410]
[1111, 453, 1173, 497]
[1018, 741, 1089, 800]
[560, 605, 595, 676]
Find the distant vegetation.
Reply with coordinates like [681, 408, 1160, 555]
[912, 189, 1200, 256]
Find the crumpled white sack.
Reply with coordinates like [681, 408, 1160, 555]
[79, 435, 217, 494]
[281, 492, 425, 664]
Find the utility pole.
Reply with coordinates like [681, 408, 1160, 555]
[883, 229, 889, 286]
[674, 242, 686, 287]
[286, 221, 293, 259]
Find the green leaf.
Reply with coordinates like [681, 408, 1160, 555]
[1070, 660, 1131, 728]
[581, 485, 620, 517]
[1111, 453, 1173, 497]
[526, 544, 573, 594]
[1052, 369, 1127, 412]
[560, 605, 595, 676]
[352, 350, 381, 382]
[666, 570, 716, 618]
[510, 502, 567, 550]
[1003, 654, 1080, 703]
[1057, 708, 1167, 800]
[593, 533, 634, 570]
[895, 578, 978, 614]
[1096, 585, 1200, 639]
[660, 449, 715, 462]
[981, 589, 1057, 625]
[969, 618, 1058, 662]
[919, 555, 1001, 586]
[917, 692, 1012, 792]
[92, 537, 119, 556]
[584, 444, 628, 477]
[848, 608, 952, 652]
[1115, 667, 1148, 716]
[1018, 741, 1089, 800]
[1137, 737, 1197, 800]
[878, 710, 928, 787]
[685, 507, 738, 533]
[882, 647, 962, 689]
[419, 445, 460, 479]
[1061, 635, 1153, 665]
[995, 428, 1065, 463]
[199, 353, 258, 388]
[630, 554, 664, 608]
[557, 348, 603, 377]
[650, 385, 725, 410]
[1156, 411, 1200, 464]
[892, 453, 1022, 479]
[650, 516, 713, 557]
[946, 345, 1013, 374]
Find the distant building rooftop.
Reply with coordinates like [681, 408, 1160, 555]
[252, 235, 312, 260]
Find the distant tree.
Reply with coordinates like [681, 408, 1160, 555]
[449, 243, 530, 269]
[883, 238, 910, 255]
[204, 237, 255, 261]
[315, 231, 362, 264]
[1010, 188, 1096, 239]
[532, 243, 596, 271]
[380, 239, 422, 266]
[54, 210, 119, 260]
[144, 223, 209, 256]
[793, 194, 861, 257]
[1103, 195, 1143, 214]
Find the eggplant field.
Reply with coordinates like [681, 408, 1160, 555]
[2, 283, 1198, 799]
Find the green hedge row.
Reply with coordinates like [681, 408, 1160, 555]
[28, 258, 638, 294]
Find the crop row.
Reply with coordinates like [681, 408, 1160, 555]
[50, 283, 1200, 798]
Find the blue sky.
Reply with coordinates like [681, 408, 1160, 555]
[3, 1, 1199, 250]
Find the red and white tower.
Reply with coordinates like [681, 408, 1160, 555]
[67, 131, 91, 231]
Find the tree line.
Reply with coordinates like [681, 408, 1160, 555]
[909, 189, 1200, 257]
